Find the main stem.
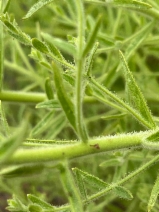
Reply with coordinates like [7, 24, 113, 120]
[7, 131, 150, 165]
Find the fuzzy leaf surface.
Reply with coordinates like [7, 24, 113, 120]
[0, 14, 31, 45]
[119, 51, 156, 129]
[23, 0, 55, 19]
[52, 63, 77, 133]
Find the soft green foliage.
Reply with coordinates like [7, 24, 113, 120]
[1, 0, 159, 211]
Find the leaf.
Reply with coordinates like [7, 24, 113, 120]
[7, 195, 27, 211]
[23, 0, 55, 19]
[3, 0, 12, 13]
[72, 168, 87, 200]
[52, 62, 77, 133]
[114, 185, 133, 200]
[28, 194, 54, 210]
[119, 50, 156, 129]
[145, 128, 159, 143]
[85, 42, 99, 76]
[148, 174, 159, 212]
[29, 205, 42, 212]
[0, 100, 10, 137]
[32, 38, 49, 54]
[99, 158, 123, 167]
[36, 99, 60, 109]
[101, 113, 126, 120]
[59, 163, 83, 212]
[83, 16, 101, 57]
[0, 121, 28, 163]
[72, 168, 109, 190]
[142, 128, 159, 150]
[42, 32, 76, 55]
[125, 21, 155, 60]
[0, 14, 31, 45]
[45, 78, 54, 99]
[105, 0, 152, 10]
[31, 111, 55, 136]
[0, 164, 45, 178]
[32, 38, 75, 70]
[89, 77, 154, 128]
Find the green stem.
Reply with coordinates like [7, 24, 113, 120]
[75, 0, 88, 142]
[8, 130, 150, 164]
[0, 91, 46, 103]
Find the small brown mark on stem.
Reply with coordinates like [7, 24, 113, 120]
[90, 143, 100, 150]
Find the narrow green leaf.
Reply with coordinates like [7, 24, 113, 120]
[119, 50, 156, 129]
[46, 40, 65, 62]
[7, 195, 27, 211]
[114, 185, 133, 200]
[29, 205, 42, 212]
[59, 163, 83, 212]
[32, 38, 49, 54]
[45, 78, 54, 99]
[142, 128, 159, 150]
[0, 100, 10, 136]
[3, 0, 11, 13]
[83, 16, 101, 57]
[125, 21, 154, 60]
[42, 32, 76, 55]
[32, 38, 75, 70]
[85, 42, 99, 76]
[105, 0, 152, 10]
[52, 62, 77, 133]
[99, 158, 123, 167]
[23, 0, 55, 19]
[31, 111, 54, 136]
[0, 121, 27, 163]
[28, 194, 54, 210]
[0, 14, 31, 45]
[0, 164, 45, 178]
[101, 113, 126, 120]
[148, 174, 159, 212]
[72, 168, 87, 200]
[36, 99, 60, 109]
[72, 168, 109, 190]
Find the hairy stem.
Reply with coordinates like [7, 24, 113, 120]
[7, 131, 150, 164]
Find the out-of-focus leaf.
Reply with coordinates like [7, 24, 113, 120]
[28, 194, 54, 210]
[148, 174, 159, 212]
[0, 121, 27, 163]
[45, 78, 54, 99]
[23, 0, 55, 19]
[36, 99, 60, 109]
[105, 0, 152, 10]
[0, 164, 45, 178]
[0, 100, 10, 137]
[0, 13, 31, 45]
[31, 111, 54, 136]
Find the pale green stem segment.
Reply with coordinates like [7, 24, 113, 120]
[8, 131, 150, 164]
[75, 0, 88, 142]
[0, 91, 46, 103]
